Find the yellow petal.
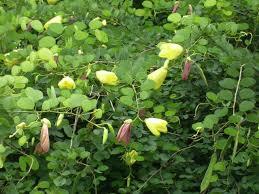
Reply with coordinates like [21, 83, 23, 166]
[145, 118, 168, 136]
[158, 43, 183, 60]
[44, 15, 62, 29]
[58, 76, 76, 90]
[96, 70, 118, 85]
[147, 66, 168, 89]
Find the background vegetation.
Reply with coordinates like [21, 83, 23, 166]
[0, 0, 258, 193]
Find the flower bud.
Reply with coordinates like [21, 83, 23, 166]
[158, 43, 183, 60]
[35, 121, 50, 154]
[102, 20, 107, 26]
[144, 118, 168, 136]
[116, 119, 132, 145]
[102, 128, 109, 144]
[172, 1, 180, 13]
[182, 58, 192, 80]
[96, 70, 118, 86]
[58, 76, 76, 90]
[44, 15, 62, 29]
[147, 66, 168, 89]
[16, 122, 26, 130]
[55, 113, 64, 127]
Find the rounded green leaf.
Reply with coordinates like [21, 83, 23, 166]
[204, 0, 217, 7]
[21, 61, 34, 72]
[95, 29, 108, 43]
[239, 101, 255, 112]
[167, 13, 181, 23]
[39, 36, 56, 48]
[31, 20, 44, 32]
[17, 97, 35, 110]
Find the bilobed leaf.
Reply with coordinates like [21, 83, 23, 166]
[39, 36, 56, 48]
[81, 99, 97, 112]
[142, 1, 153, 8]
[120, 96, 133, 106]
[200, 153, 217, 192]
[63, 94, 87, 108]
[167, 13, 181, 23]
[25, 87, 43, 102]
[204, 0, 217, 8]
[219, 78, 236, 89]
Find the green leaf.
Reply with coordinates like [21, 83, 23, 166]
[74, 30, 89, 40]
[25, 87, 43, 103]
[228, 115, 243, 123]
[38, 48, 53, 61]
[18, 135, 27, 146]
[120, 87, 134, 96]
[42, 98, 59, 110]
[224, 127, 237, 136]
[135, 9, 146, 17]
[204, 0, 217, 7]
[240, 77, 256, 87]
[0, 144, 6, 153]
[17, 97, 35, 110]
[47, 23, 64, 35]
[37, 181, 50, 189]
[217, 90, 233, 101]
[200, 153, 217, 192]
[239, 101, 255, 112]
[63, 94, 87, 108]
[167, 13, 181, 23]
[81, 99, 97, 112]
[119, 96, 133, 106]
[142, 1, 153, 8]
[95, 29, 108, 43]
[203, 114, 219, 129]
[31, 20, 44, 32]
[206, 92, 217, 102]
[89, 19, 103, 30]
[214, 107, 228, 117]
[39, 36, 56, 48]
[192, 122, 204, 132]
[21, 61, 34, 72]
[219, 78, 236, 89]
[239, 88, 255, 99]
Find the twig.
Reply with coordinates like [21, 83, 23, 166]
[232, 64, 245, 115]
[136, 143, 199, 192]
[70, 108, 81, 149]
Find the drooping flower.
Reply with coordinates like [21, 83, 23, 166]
[158, 43, 183, 60]
[44, 15, 62, 29]
[182, 58, 192, 80]
[116, 119, 132, 145]
[144, 118, 168, 136]
[35, 118, 51, 154]
[58, 76, 76, 90]
[147, 64, 168, 89]
[96, 70, 118, 86]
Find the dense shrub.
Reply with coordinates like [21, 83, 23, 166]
[0, 0, 258, 193]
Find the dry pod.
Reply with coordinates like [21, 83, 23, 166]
[116, 119, 132, 145]
[35, 118, 51, 154]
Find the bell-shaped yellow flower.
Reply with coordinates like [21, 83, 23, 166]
[44, 15, 62, 29]
[145, 118, 168, 136]
[158, 43, 183, 60]
[147, 65, 168, 89]
[96, 70, 118, 86]
[58, 76, 76, 90]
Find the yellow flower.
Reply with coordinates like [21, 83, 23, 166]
[147, 65, 168, 89]
[158, 43, 183, 60]
[58, 76, 76, 90]
[144, 118, 168, 136]
[44, 15, 62, 29]
[96, 70, 118, 85]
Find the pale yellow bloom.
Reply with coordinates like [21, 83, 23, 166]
[158, 43, 183, 60]
[147, 65, 168, 89]
[145, 118, 168, 136]
[58, 76, 76, 90]
[102, 20, 107, 26]
[96, 70, 118, 85]
[44, 15, 62, 29]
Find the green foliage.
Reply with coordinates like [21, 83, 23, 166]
[0, 0, 258, 193]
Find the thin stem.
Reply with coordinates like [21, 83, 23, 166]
[232, 64, 245, 115]
[70, 108, 81, 149]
